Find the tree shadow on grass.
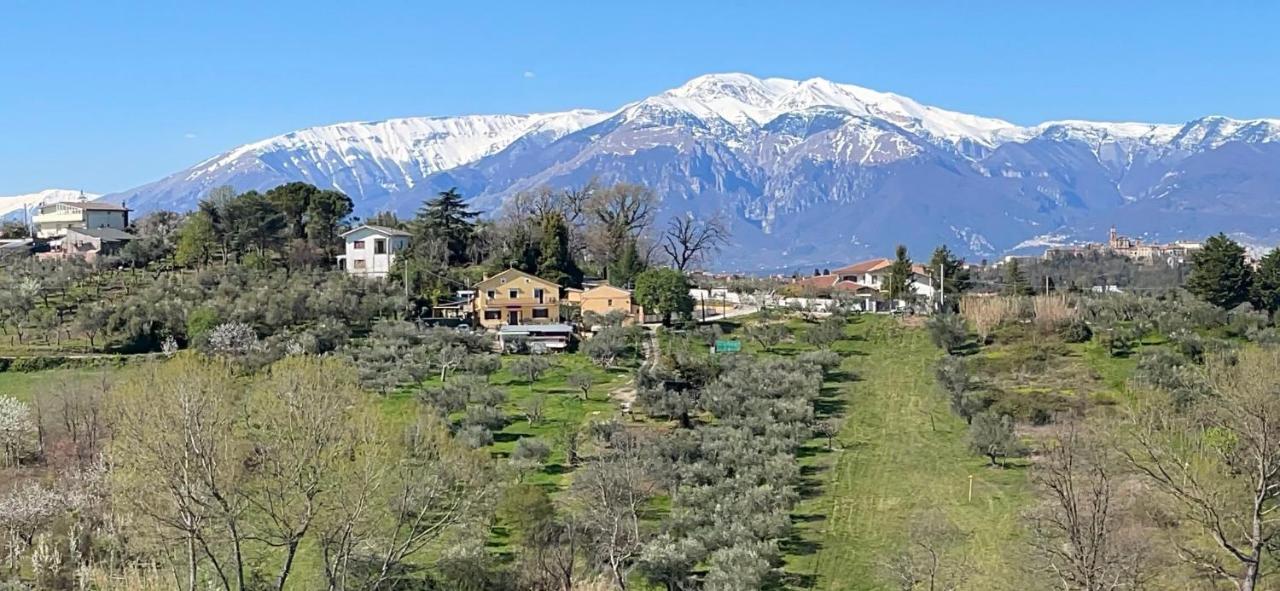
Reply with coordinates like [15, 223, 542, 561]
[493, 432, 524, 443]
[814, 396, 847, 419]
[778, 529, 823, 558]
[542, 463, 570, 476]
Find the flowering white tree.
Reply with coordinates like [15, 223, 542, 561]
[206, 321, 260, 356]
[0, 395, 35, 466]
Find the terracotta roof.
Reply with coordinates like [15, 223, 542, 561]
[582, 284, 631, 298]
[475, 267, 559, 289]
[794, 274, 839, 289]
[831, 258, 892, 276]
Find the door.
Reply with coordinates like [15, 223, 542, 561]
[507, 310, 520, 325]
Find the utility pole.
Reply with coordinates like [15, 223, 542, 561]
[938, 262, 945, 312]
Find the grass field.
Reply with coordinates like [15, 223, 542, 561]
[784, 315, 1033, 591]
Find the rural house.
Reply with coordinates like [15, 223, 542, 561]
[337, 225, 411, 279]
[473, 268, 562, 329]
[32, 200, 130, 239]
[579, 284, 645, 326]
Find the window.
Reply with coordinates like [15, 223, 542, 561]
[486, 290, 496, 300]
[484, 310, 501, 320]
[352, 240, 365, 250]
[353, 260, 367, 270]
[374, 239, 387, 254]
[607, 299, 613, 306]
[509, 289, 519, 299]
[532, 308, 550, 319]
[534, 288, 544, 303]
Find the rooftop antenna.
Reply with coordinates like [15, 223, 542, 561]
[78, 190, 86, 202]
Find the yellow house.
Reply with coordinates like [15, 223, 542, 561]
[474, 268, 562, 329]
[580, 284, 643, 325]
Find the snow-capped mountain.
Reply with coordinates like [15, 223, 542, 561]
[1, 189, 102, 222]
[105, 73, 1280, 269]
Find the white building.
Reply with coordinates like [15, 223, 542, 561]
[31, 201, 130, 238]
[337, 225, 411, 278]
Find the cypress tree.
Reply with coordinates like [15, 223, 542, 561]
[608, 238, 646, 288]
[536, 212, 582, 288]
[886, 244, 913, 301]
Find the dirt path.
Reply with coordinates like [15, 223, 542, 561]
[608, 330, 659, 413]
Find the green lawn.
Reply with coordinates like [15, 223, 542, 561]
[0, 366, 122, 404]
[784, 315, 1033, 590]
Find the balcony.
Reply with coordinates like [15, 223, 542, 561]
[483, 296, 559, 307]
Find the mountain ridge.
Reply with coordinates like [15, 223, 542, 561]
[103, 73, 1280, 269]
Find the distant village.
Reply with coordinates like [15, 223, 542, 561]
[1041, 227, 1204, 265]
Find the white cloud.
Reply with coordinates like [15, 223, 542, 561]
[184, 132, 198, 139]
[522, 71, 536, 79]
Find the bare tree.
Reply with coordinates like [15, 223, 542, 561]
[570, 435, 657, 589]
[881, 510, 970, 591]
[1122, 348, 1280, 591]
[243, 356, 369, 591]
[660, 214, 729, 271]
[109, 356, 248, 591]
[1029, 422, 1153, 591]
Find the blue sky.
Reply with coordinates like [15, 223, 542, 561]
[3, 1, 1279, 195]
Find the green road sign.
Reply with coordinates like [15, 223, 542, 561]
[714, 339, 742, 353]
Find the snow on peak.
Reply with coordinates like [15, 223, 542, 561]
[187, 110, 609, 183]
[659, 72, 1020, 146]
[0, 189, 102, 218]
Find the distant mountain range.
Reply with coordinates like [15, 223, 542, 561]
[1, 189, 102, 222]
[85, 73, 1280, 269]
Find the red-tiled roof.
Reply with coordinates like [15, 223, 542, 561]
[830, 258, 933, 278]
[832, 258, 892, 276]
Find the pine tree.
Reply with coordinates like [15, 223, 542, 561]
[536, 212, 582, 288]
[1252, 247, 1280, 314]
[928, 245, 971, 296]
[412, 188, 478, 265]
[886, 244, 913, 302]
[1188, 233, 1252, 309]
[1002, 259, 1033, 296]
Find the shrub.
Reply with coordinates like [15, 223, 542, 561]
[583, 327, 631, 367]
[1056, 318, 1093, 343]
[185, 306, 220, 344]
[797, 350, 842, 375]
[1225, 303, 1268, 338]
[1095, 326, 1136, 358]
[925, 314, 967, 353]
[1133, 348, 1210, 409]
[510, 437, 552, 464]
[457, 425, 494, 449]
[968, 412, 1027, 467]
[1247, 326, 1280, 346]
